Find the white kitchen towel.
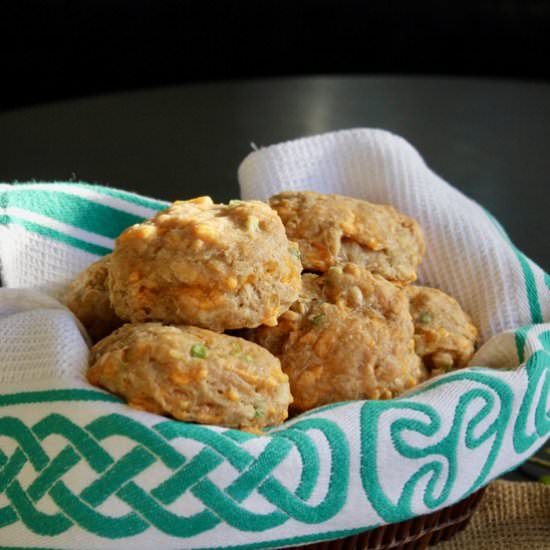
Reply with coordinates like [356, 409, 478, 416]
[0, 129, 549, 550]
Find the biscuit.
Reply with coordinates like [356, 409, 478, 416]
[65, 255, 123, 342]
[88, 323, 292, 431]
[269, 191, 424, 284]
[406, 285, 478, 375]
[109, 197, 302, 331]
[247, 263, 425, 412]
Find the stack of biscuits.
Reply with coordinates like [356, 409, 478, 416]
[66, 192, 478, 432]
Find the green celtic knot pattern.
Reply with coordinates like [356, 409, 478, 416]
[360, 370, 517, 524]
[514, 348, 550, 453]
[0, 412, 349, 539]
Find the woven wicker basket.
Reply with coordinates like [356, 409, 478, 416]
[295, 486, 487, 550]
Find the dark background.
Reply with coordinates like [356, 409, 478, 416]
[1, 0, 550, 111]
[1, 1, 549, 271]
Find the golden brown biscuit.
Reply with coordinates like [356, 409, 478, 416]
[269, 191, 424, 284]
[88, 323, 292, 431]
[406, 286, 478, 376]
[65, 255, 123, 342]
[247, 263, 426, 412]
[109, 197, 302, 331]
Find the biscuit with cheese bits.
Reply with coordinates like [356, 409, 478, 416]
[109, 197, 302, 331]
[269, 191, 424, 284]
[88, 323, 292, 431]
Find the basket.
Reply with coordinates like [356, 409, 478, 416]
[1, 125, 550, 550]
[297, 487, 486, 550]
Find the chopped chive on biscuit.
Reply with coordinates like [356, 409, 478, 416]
[190, 343, 208, 358]
[418, 311, 432, 323]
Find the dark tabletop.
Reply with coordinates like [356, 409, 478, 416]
[0, 75, 549, 480]
[1, 76, 549, 271]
